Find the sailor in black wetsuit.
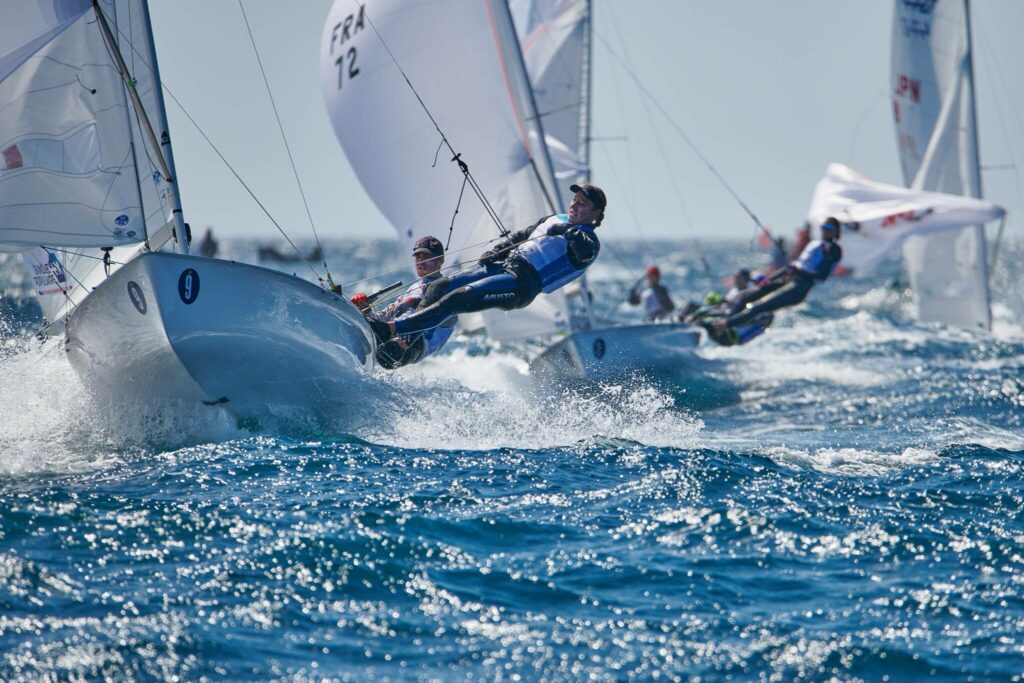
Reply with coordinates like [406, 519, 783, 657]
[368, 183, 606, 344]
[720, 216, 842, 329]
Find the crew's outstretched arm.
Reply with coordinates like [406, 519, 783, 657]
[479, 216, 551, 264]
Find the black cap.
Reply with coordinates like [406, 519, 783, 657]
[569, 183, 607, 211]
[412, 235, 444, 257]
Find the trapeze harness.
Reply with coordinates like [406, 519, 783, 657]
[513, 214, 596, 293]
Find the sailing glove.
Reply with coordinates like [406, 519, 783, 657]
[350, 293, 370, 311]
[478, 249, 503, 266]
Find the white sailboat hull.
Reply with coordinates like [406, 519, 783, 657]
[65, 252, 374, 420]
[529, 323, 702, 381]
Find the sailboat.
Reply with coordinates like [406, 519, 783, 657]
[321, 0, 701, 381]
[807, 1, 1010, 332]
[890, 0, 996, 330]
[1, 1, 374, 421]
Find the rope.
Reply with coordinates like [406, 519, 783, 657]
[602, 4, 713, 288]
[594, 30, 771, 238]
[238, 0, 330, 276]
[445, 172, 469, 250]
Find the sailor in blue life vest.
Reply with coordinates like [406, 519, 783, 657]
[351, 235, 456, 369]
[627, 265, 675, 321]
[367, 183, 606, 346]
[716, 216, 842, 329]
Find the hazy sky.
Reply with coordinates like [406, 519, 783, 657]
[149, 1, 1024, 246]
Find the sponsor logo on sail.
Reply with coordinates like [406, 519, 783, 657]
[901, 0, 937, 14]
[880, 208, 933, 228]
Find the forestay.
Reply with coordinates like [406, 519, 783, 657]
[808, 163, 1004, 272]
[0, 0, 183, 324]
[321, 0, 572, 341]
[891, 0, 990, 330]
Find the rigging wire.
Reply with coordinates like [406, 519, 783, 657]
[975, 15, 1024, 231]
[159, 84, 323, 283]
[600, 4, 713, 287]
[237, 0, 330, 277]
[593, 31, 773, 242]
[595, 30, 650, 263]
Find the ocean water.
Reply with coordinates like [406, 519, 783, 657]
[1, 238, 1023, 682]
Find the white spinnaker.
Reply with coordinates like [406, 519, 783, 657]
[1, 0, 181, 326]
[808, 163, 1004, 272]
[891, 0, 990, 330]
[510, 0, 589, 208]
[321, 0, 572, 341]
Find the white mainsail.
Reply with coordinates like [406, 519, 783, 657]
[808, 162, 1004, 272]
[321, 0, 575, 341]
[0, 0, 185, 325]
[891, 0, 990, 330]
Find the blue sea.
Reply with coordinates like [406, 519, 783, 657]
[1, 238, 1023, 681]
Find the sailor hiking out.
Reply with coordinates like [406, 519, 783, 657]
[714, 216, 842, 330]
[368, 184, 607, 346]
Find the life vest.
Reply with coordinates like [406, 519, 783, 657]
[793, 239, 841, 281]
[513, 214, 595, 293]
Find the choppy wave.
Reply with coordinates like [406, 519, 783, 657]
[2, 239, 1023, 680]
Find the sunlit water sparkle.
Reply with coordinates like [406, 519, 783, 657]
[1, 239, 1022, 681]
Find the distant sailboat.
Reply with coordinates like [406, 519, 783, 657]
[1, 1, 374, 420]
[807, 1, 1010, 332]
[891, 0, 995, 330]
[510, 0, 705, 378]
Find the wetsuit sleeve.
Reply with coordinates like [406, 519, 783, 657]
[484, 216, 550, 260]
[565, 227, 600, 269]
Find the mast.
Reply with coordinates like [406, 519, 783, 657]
[581, 0, 593, 182]
[576, 0, 596, 328]
[962, 0, 991, 321]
